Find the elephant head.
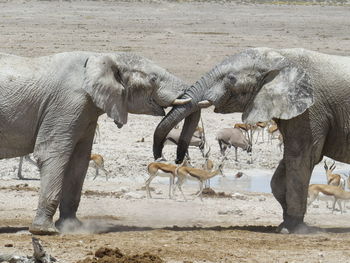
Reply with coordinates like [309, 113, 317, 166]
[83, 53, 190, 128]
[153, 48, 314, 162]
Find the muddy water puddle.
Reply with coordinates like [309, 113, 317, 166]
[212, 165, 350, 193]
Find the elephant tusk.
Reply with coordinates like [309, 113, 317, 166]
[198, 100, 212, 108]
[172, 98, 192, 105]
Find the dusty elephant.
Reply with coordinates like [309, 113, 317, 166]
[153, 47, 350, 233]
[0, 51, 190, 235]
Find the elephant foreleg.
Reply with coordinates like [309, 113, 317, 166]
[56, 135, 94, 232]
[281, 155, 315, 233]
[29, 154, 72, 235]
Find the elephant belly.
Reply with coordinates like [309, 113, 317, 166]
[323, 133, 350, 164]
[0, 125, 35, 159]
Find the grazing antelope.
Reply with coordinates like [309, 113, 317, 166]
[145, 158, 191, 199]
[216, 128, 252, 162]
[165, 126, 205, 158]
[233, 123, 254, 145]
[307, 184, 350, 213]
[17, 155, 39, 179]
[174, 157, 226, 201]
[90, 154, 109, 181]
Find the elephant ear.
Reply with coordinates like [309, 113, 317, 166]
[83, 55, 128, 126]
[242, 65, 314, 124]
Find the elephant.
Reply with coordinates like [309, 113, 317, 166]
[153, 47, 350, 233]
[0, 51, 190, 235]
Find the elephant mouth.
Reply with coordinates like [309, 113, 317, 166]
[198, 99, 226, 113]
[152, 97, 192, 117]
[213, 106, 231, 114]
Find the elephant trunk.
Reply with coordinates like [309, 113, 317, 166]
[153, 79, 207, 163]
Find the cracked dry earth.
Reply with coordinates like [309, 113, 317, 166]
[1, 0, 350, 262]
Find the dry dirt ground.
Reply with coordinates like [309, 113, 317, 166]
[1, 1, 350, 262]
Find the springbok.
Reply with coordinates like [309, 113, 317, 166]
[89, 154, 109, 181]
[267, 123, 279, 144]
[201, 146, 214, 188]
[173, 156, 226, 201]
[216, 127, 252, 162]
[254, 121, 268, 143]
[145, 158, 190, 199]
[308, 184, 350, 213]
[324, 160, 345, 188]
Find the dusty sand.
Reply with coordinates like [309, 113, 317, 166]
[1, 1, 350, 262]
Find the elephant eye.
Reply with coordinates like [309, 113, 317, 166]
[149, 73, 158, 84]
[226, 72, 237, 85]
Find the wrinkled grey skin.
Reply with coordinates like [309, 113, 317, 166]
[154, 47, 350, 233]
[0, 51, 188, 235]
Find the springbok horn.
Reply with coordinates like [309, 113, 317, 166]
[172, 98, 192, 105]
[324, 160, 328, 170]
[198, 100, 212, 108]
[330, 160, 336, 170]
[207, 145, 211, 156]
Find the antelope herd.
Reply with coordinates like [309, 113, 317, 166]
[11, 119, 350, 213]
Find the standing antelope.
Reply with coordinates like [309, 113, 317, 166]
[174, 157, 226, 201]
[145, 161, 177, 199]
[145, 158, 190, 199]
[254, 121, 268, 143]
[324, 160, 345, 188]
[202, 154, 214, 172]
[216, 128, 252, 162]
[201, 146, 214, 188]
[89, 154, 109, 181]
[308, 184, 350, 213]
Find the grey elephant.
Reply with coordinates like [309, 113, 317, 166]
[153, 47, 350, 233]
[0, 51, 190, 235]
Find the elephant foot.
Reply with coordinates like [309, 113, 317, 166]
[29, 213, 59, 235]
[55, 217, 83, 233]
[276, 214, 311, 234]
[29, 222, 59, 235]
